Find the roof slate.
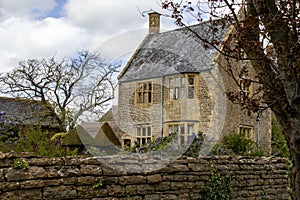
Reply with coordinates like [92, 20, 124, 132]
[118, 21, 229, 82]
[0, 96, 58, 127]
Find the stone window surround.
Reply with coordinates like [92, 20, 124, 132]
[167, 74, 196, 101]
[167, 122, 195, 144]
[135, 81, 153, 105]
[135, 125, 152, 146]
[239, 125, 254, 139]
[239, 77, 252, 103]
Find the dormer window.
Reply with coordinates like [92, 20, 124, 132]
[136, 82, 152, 104]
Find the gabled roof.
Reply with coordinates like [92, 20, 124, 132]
[65, 122, 122, 147]
[118, 20, 230, 82]
[0, 96, 58, 128]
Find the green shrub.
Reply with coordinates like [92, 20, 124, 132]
[271, 118, 290, 158]
[201, 166, 232, 200]
[14, 128, 78, 157]
[212, 133, 264, 157]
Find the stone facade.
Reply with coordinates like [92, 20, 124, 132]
[113, 13, 271, 154]
[0, 152, 289, 199]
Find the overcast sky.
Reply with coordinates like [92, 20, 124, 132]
[0, 0, 184, 73]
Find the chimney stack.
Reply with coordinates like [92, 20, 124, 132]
[148, 12, 161, 34]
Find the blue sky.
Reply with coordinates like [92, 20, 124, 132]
[45, 0, 67, 18]
[0, 0, 181, 72]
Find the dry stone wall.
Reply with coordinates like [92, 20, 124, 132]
[0, 152, 289, 200]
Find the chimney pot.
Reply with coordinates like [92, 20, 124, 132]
[148, 12, 161, 34]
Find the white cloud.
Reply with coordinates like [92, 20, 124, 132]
[64, 0, 165, 35]
[0, 0, 177, 72]
[0, 0, 57, 20]
[0, 16, 89, 71]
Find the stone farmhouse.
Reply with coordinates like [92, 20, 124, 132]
[105, 12, 272, 155]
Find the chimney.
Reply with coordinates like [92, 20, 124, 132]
[148, 12, 161, 34]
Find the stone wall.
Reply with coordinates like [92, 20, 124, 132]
[0, 152, 289, 200]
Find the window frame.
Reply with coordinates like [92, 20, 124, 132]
[240, 78, 252, 104]
[135, 82, 153, 104]
[136, 125, 152, 146]
[168, 74, 195, 101]
[239, 126, 253, 139]
[167, 122, 195, 145]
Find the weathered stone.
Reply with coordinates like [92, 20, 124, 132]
[162, 175, 173, 181]
[147, 174, 162, 183]
[0, 152, 5, 159]
[136, 184, 154, 194]
[0, 181, 20, 191]
[144, 194, 160, 200]
[28, 158, 50, 166]
[45, 166, 80, 178]
[43, 186, 77, 200]
[47, 157, 64, 165]
[80, 165, 102, 175]
[125, 184, 137, 195]
[119, 175, 146, 185]
[77, 176, 96, 185]
[160, 194, 178, 200]
[0, 154, 290, 199]
[60, 177, 78, 185]
[0, 168, 4, 182]
[154, 182, 171, 191]
[162, 164, 189, 172]
[173, 174, 188, 181]
[43, 179, 61, 186]
[4, 166, 47, 181]
[102, 176, 119, 184]
[123, 164, 143, 174]
[1, 189, 42, 200]
[19, 180, 44, 189]
[102, 166, 124, 176]
[188, 163, 210, 171]
[63, 156, 83, 165]
[106, 185, 125, 196]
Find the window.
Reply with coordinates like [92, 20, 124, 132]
[240, 126, 253, 139]
[136, 82, 152, 104]
[168, 75, 195, 100]
[240, 79, 251, 103]
[188, 124, 195, 143]
[187, 76, 195, 99]
[167, 123, 194, 145]
[169, 77, 185, 100]
[136, 125, 152, 146]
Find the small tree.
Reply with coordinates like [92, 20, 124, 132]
[0, 51, 120, 132]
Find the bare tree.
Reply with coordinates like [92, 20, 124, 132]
[0, 50, 120, 132]
[161, 0, 299, 198]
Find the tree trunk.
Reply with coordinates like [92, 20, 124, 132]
[273, 104, 300, 200]
[290, 148, 300, 200]
[287, 115, 300, 200]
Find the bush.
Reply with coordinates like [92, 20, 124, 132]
[13, 128, 78, 157]
[0, 111, 20, 151]
[271, 118, 290, 158]
[211, 133, 264, 157]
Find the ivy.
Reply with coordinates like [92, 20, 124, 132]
[201, 166, 232, 200]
